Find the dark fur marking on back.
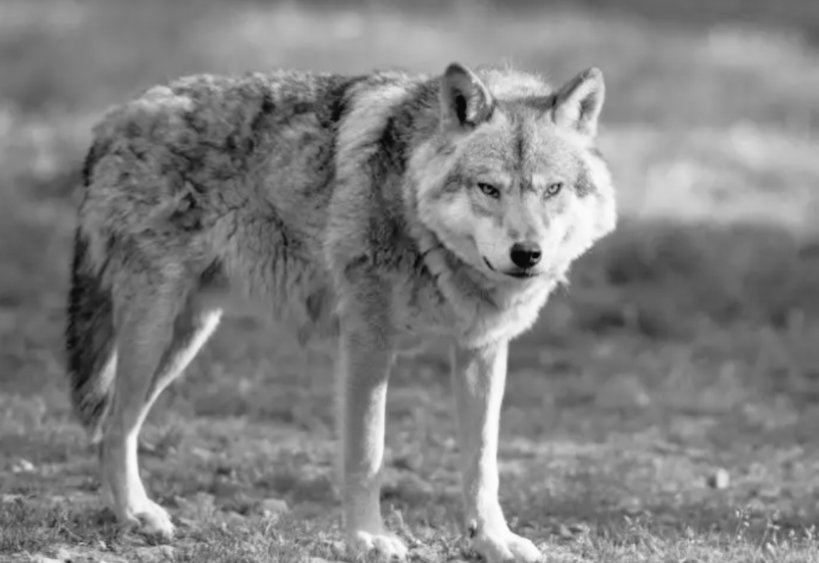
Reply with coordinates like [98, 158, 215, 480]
[320, 74, 369, 128]
[377, 115, 408, 174]
[369, 79, 437, 178]
[294, 74, 371, 201]
[244, 90, 276, 155]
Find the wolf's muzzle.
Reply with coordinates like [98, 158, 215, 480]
[510, 242, 541, 269]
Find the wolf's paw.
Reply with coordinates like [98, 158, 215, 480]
[347, 530, 408, 562]
[123, 500, 175, 541]
[470, 527, 543, 563]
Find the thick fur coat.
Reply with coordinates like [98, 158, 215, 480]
[66, 63, 616, 563]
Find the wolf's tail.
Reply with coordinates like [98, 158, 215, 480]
[65, 226, 117, 440]
[66, 143, 117, 439]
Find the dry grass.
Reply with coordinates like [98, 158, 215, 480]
[2, 1, 819, 561]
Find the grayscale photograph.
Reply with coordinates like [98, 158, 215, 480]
[1, 1, 818, 561]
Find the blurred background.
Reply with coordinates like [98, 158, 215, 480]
[2, 0, 819, 561]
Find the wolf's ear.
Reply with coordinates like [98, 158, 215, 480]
[552, 67, 605, 137]
[440, 63, 494, 130]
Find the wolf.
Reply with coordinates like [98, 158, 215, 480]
[65, 61, 616, 562]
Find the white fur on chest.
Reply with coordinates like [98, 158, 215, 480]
[389, 270, 554, 349]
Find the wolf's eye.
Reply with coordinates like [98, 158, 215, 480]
[545, 182, 564, 197]
[477, 182, 501, 199]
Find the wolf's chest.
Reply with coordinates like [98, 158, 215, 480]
[390, 273, 457, 343]
[388, 270, 551, 349]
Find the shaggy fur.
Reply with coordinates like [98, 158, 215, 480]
[65, 62, 616, 563]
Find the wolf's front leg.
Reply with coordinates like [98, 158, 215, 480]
[451, 340, 543, 563]
[338, 324, 407, 562]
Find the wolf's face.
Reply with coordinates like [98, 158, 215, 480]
[416, 64, 616, 286]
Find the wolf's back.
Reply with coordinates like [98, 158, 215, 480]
[65, 148, 117, 439]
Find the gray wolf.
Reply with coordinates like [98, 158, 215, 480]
[65, 61, 616, 562]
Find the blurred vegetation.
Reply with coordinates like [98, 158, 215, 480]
[301, 0, 819, 32]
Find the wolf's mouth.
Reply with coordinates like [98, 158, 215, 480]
[506, 270, 538, 279]
[483, 257, 538, 279]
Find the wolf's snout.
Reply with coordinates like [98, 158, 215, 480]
[510, 242, 541, 269]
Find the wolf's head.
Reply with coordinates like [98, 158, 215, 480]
[413, 63, 616, 286]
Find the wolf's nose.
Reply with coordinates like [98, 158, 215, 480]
[510, 242, 541, 269]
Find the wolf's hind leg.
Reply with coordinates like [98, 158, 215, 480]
[101, 276, 220, 539]
[147, 296, 222, 410]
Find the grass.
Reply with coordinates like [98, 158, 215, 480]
[2, 0, 819, 561]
